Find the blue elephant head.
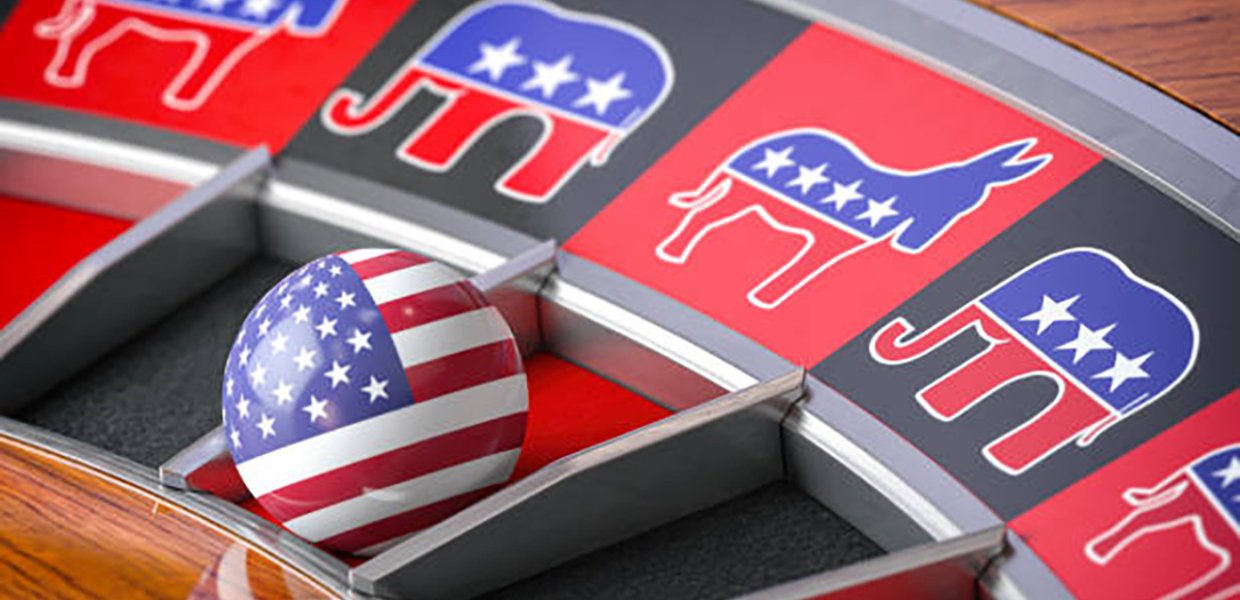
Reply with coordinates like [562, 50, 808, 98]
[415, 0, 673, 130]
[979, 247, 1199, 416]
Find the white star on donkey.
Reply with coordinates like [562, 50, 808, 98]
[303, 395, 329, 424]
[325, 360, 351, 389]
[1092, 351, 1153, 393]
[1212, 456, 1240, 488]
[751, 146, 795, 179]
[314, 282, 330, 298]
[256, 413, 276, 439]
[573, 72, 632, 116]
[521, 54, 579, 98]
[468, 37, 527, 82]
[1021, 294, 1079, 335]
[235, 395, 250, 420]
[785, 163, 829, 195]
[229, 427, 241, 448]
[362, 376, 390, 403]
[292, 304, 311, 324]
[347, 329, 373, 354]
[821, 179, 864, 210]
[855, 196, 899, 228]
[1056, 323, 1115, 363]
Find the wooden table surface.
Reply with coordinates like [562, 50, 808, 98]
[0, 435, 332, 599]
[979, 0, 1240, 133]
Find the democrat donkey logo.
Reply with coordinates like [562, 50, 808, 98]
[870, 248, 1199, 475]
[655, 128, 1050, 309]
[322, 0, 674, 203]
[1086, 444, 1239, 600]
[36, 0, 346, 110]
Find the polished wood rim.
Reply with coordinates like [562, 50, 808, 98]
[0, 433, 334, 599]
[977, 0, 1240, 133]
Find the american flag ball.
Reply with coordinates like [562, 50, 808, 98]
[221, 249, 528, 556]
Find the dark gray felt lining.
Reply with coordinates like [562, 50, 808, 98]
[19, 259, 294, 466]
[18, 258, 882, 596]
[489, 481, 882, 599]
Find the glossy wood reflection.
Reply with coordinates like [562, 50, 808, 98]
[0, 435, 330, 599]
[979, 0, 1240, 130]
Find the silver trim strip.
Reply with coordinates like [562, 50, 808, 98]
[783, 404, 959, 541]
[264, 181, 505, 274]
[541, 276, 757, 393]
[982, 532, 1075, 600]
[738, 525, 1006, 599]
[470, 240, 556, 358]
[468, 239, 556, 294]
[0, 118, 218, 186]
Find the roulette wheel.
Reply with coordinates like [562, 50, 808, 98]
[0, 0, 1235, 597]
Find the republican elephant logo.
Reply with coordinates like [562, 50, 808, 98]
[1085, 444, 1239, 600]
[35, 0, 346, 111]
[655, 128, 1050, 309]
[870, 247, 1199, 475]
[322, 0, 674, 204]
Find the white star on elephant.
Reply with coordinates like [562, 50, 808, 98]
[1212, 456, 1240, 488]
[1020, 294, 1079, 335]
[751, 146, 795, 179]
[1056, 323, 1115, 363]
[469, 38, 527, 82]
[521, 55, 580, 98]
[1092, 350, 1152, 393]
[574, 72, 632, 116]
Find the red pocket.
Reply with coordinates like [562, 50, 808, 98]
[0, 0, 415, 149]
